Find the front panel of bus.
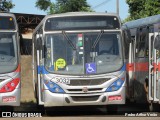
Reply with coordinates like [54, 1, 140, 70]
[0, 15, 20, 106]
[35, 15, 126, 106]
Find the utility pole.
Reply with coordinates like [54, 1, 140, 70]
[116, 0, 119, 15]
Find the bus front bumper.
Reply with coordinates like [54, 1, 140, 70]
[0, 88, 20, 106]
[43, 87, 125, 107]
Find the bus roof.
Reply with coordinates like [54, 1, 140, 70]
[0, 12, 16, 19]
[123, 14, 160, 29]
[45, 12, 119, 18]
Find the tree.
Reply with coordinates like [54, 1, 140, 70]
[0, 0, 15, 12]
[125, 0, 146, 21]
[144, 0, 160, 16]
[125, 0, 160, 22]
[35, 0, 92, 14]
[35, 0, 51, 11]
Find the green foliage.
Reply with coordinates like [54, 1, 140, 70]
[122, 16, 132, 23]
[36, 0, 93, 14]
[0, 0, 15, 12]
[125, 0, 160, 22]
[35, 0, 51, 11]
[144, 0, 160, 16]
[126, 0, 145, 20]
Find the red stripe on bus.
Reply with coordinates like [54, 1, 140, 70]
[135, 62, 148, 71]
[153, 63, 160, 72]
[15, 64, 21, 72]
[126, 63, 134, 71]
[127, 62, 160, 72]
[159, 63, 160, 71]
[126, 62, 148, 72]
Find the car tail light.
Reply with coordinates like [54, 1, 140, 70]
[0, 78, 20, 93]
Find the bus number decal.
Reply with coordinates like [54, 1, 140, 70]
[55, 77, 70, 84]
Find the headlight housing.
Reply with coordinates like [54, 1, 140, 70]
[0, 78, 20, 93]
[106, 79, 124, 92]
[44, 80, 65, 93]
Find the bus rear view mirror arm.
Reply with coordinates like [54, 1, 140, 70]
[37, 38, 43, 50]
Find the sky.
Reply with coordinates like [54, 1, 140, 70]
[10, 0, 129, 20]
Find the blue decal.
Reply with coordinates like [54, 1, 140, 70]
[49, 65, 54, 71]
[37, 66, 42, 74]
[37, 66, 49, 74]
[120, 64, 126, 71]
[86, 63, 96, 74]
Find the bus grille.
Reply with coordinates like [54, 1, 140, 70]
[69, 78, 110, 86]
[71, 95, 100, 102]
[67, 88, 103, 92]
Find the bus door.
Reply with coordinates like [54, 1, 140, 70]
[149, 32, 160, 103]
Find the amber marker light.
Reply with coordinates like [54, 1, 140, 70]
[9, 17, 13, 21]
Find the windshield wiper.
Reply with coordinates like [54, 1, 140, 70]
[92, 30, 104, 49]
[62, 31, 76, 50]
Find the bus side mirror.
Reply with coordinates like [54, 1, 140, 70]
[37, 38, 42, 50]
[154, 35, 160, 50]
[36, 34, 42, 50]
[126, 30, 132, 43]
[124, 30, 131, 44]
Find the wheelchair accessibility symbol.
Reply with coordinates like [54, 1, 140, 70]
[86, 63, 96, 74]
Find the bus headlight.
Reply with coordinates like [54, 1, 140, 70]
[106, 79, 124, 92]
[44, 80, 65, 93]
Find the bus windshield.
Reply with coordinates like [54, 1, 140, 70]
[44, 32, 123, 75]
[0, 32, 18, 74]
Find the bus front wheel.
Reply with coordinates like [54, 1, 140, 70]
[106, 105, 118, 114]
[149, 102, 160, 112]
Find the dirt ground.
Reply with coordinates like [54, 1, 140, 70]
[20, 33, 35, 103]
[21, 55, 35, 102]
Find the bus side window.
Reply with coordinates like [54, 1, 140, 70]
[123, 30, 130, 59]
[136, 28, 146, 58]
[144, 27, 149, 57]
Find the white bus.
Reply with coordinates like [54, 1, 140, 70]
[32, 12, 126, 112]
[123, 14, 160, 111]
[0, 13, 21, 106]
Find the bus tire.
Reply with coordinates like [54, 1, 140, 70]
[34, 84, 40, 106]
[106, 105, 118, 114]
[149, 103, 160, 112]
[0, 106, 14, 117]
[45, 107, 55, 116]
[34, 84, 37, 98]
